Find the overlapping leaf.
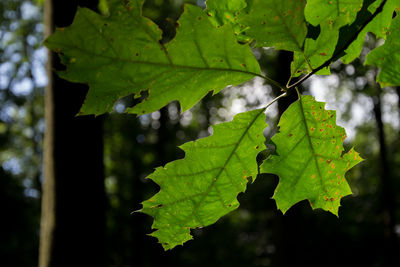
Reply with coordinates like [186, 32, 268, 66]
[141, 109, 266, 250]
[342, 0, 400, 63]
[291, 25, 337, 76]
[45, 0, 260, 115]
[205, 0, 250, 42]
[261, 95, 363, 215]
[291, 0, 363, 77]
[237, 0, 308, 51]
[365, 13, 400, 87]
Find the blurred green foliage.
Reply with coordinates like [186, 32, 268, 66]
[0, 0, 44, 265]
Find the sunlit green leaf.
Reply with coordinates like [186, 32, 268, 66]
[141, 109, 266, 250]
[45, 0, 260, 115]
[261, 95, 363, 215]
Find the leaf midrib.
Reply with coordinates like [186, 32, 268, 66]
[298, 97, 324, 194]
[48, 41, 261, 78]
[182, 108, 265, 227]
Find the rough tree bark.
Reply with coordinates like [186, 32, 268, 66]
[39, 1, 105, 266]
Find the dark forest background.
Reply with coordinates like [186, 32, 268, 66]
[1, 0, 399, 266]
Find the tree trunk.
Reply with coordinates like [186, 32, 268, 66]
[274, 51, 298, 115]
[372, 86, 398, 266]
[39, 1, 105, 267]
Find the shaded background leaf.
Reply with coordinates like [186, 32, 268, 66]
[237, 0, 307, 51]
[365, 13, 400, 87]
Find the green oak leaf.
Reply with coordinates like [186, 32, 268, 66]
[342, 0, 400, 63]
[237, 0, 308, 51]
[365, 13, 400, 87]
[261, 95, 363, 215]
[291, 0, 363, 77]
[45, 0, 260, 116]
[141, 108, 266, 250]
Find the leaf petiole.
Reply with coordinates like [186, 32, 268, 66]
[264, 92, 288, 110]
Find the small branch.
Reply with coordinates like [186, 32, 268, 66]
[286, 0, 388, 89]
[264, 92, 288, 110]
[256, 73, 287, 92]
[287, 72, 313, 89]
